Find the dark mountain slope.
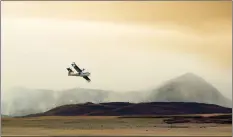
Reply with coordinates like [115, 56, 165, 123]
[24, 102, 231, 117]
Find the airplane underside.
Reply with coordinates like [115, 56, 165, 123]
[68, 73, 89, 77]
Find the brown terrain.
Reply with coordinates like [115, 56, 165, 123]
[2, 102, 232, 136]
[24, 102, 232, 117]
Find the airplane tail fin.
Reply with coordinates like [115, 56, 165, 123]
[67, 68, 73, 75]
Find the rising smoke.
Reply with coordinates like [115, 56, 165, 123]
[2, 73, 232, 116]
[1, 87, 152, 116]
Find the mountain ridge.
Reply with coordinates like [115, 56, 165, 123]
[148, 73, 232, 107]
[2, 72, 232, 116]
[23, 102, 232, 117]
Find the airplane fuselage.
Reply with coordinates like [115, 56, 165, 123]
[69, 72, 90, 77]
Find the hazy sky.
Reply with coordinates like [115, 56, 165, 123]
[1, 1, 232, 98]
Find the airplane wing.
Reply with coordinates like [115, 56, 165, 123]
[71, 63, 82, 73]
[83, 76, 91, 82]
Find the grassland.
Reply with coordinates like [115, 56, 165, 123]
[2, 114, 232, 136]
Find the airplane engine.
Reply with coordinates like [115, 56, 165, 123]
[67, 68, 73, 74]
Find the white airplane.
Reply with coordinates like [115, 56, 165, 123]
[67, 62, 91, 82]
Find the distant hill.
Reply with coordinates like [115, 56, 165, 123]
[24, 102, 231, 117]
[2, 72, 231, 116]
[148, 73, 232, 108]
